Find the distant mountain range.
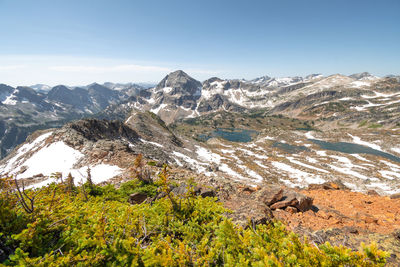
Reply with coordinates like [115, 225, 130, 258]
[0, 82, 147, 158]
[0, 71, 399, 159]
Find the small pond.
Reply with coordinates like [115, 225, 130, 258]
[198, 128, 258, 143]
[309, 139, 400, 163]
[272, 142, 310, 154]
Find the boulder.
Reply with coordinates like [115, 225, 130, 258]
[367, 190, 380, 196]
[308, 181, 348, 191]
[258, 187, 313, 212]
[259, 187, 284, 206]
[393, 229, 400, 241]
[390, 193, 400, 199]
[249, 206, 274, 227]
[231, 204, 274, 228]
[171, 184, 189, 196]
[270, 198, 299, 210]
[199, 188, 216, 198]
[170, 184, 216, 198]
[128, 192, 148, 204]
[284, 190, 314, 212]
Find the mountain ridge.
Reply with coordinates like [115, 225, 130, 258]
[1, 70, 399, 159]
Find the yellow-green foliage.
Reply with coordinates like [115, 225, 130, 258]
[0, 173, 389, 266]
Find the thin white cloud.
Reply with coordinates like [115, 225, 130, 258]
[0, 65, 26, 71]
[49, 64, 171, 73]
[0, 55, 227, 86]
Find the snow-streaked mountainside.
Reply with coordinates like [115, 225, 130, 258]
[0, 82, 147, 158]
[97, 70, 400, 127]
[1, 70, 400, 196]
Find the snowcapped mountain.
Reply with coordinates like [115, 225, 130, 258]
[1, 69, 399, 166]
[250, 75, 303, 87]
[0, 82, 148, 158]
[94, 70, 400, 127]
[30, 84, 52, 93]
[349, 72, 378, 80]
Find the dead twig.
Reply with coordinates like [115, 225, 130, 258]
[14, 178, 41, 214]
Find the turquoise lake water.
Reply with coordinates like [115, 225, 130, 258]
[309, 139, 400, 163]
[272, 142, 310, 153]
[198, 128, 258, 143]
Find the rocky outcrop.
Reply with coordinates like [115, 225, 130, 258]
[66, 119, 139, 143]
[222, 185, 313, 228]
[259, 186, 313, 212]
[126, 111, 182, 147]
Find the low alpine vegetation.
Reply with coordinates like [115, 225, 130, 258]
[0, 165, 389, 266]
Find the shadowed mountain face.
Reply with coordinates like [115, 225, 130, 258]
[0, 82, 146, 158]
[47, 86, 91, 109]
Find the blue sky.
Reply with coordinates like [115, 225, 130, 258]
[0, 0, 399, 86]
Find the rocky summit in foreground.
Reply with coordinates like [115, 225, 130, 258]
[0, 70, 400, 264]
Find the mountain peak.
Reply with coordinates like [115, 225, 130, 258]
[156, 70, 201, 94]
[169, 69, 189, 77]
[304, 74, 323, 80]
[349, 72, 373, 80]
[30, 84, 52, 92]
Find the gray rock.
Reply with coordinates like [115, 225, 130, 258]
[199, 188, 216, 198]
[128, 192, 148, 204]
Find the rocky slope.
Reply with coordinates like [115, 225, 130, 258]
[0, 82, 146, 158]
[103, 70, 400, 130]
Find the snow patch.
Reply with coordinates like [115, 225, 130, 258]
[287, 157, 329, 173]
[140, 138, 164, 148]
[150, 103, 168, 114]
[196, 146, 222, 164]
[1, 132, 53, 174]
[328, 164, 369, 180]
[271, 161, 325, 185]
[2, 95, 17, 105]
[351, 154, 371, 162]
[330, 155, 352, 164]
[16, 141, 84, 179]
[348, 134, 382, 151]
[392, 147, 400, 154]
[162, 87, 173, 94]
[305, 132, 315, 139]
[379, 170, 399, 180]
[80, 164, 122, 184]
[316, 151, 327, 156]
[350, 81, 370, 88]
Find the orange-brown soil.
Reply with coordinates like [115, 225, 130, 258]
[274, 189, 400, 234]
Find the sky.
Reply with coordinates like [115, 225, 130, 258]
[0, 0, 399, 86]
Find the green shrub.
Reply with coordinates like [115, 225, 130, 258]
[0, 173, 389, 266]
